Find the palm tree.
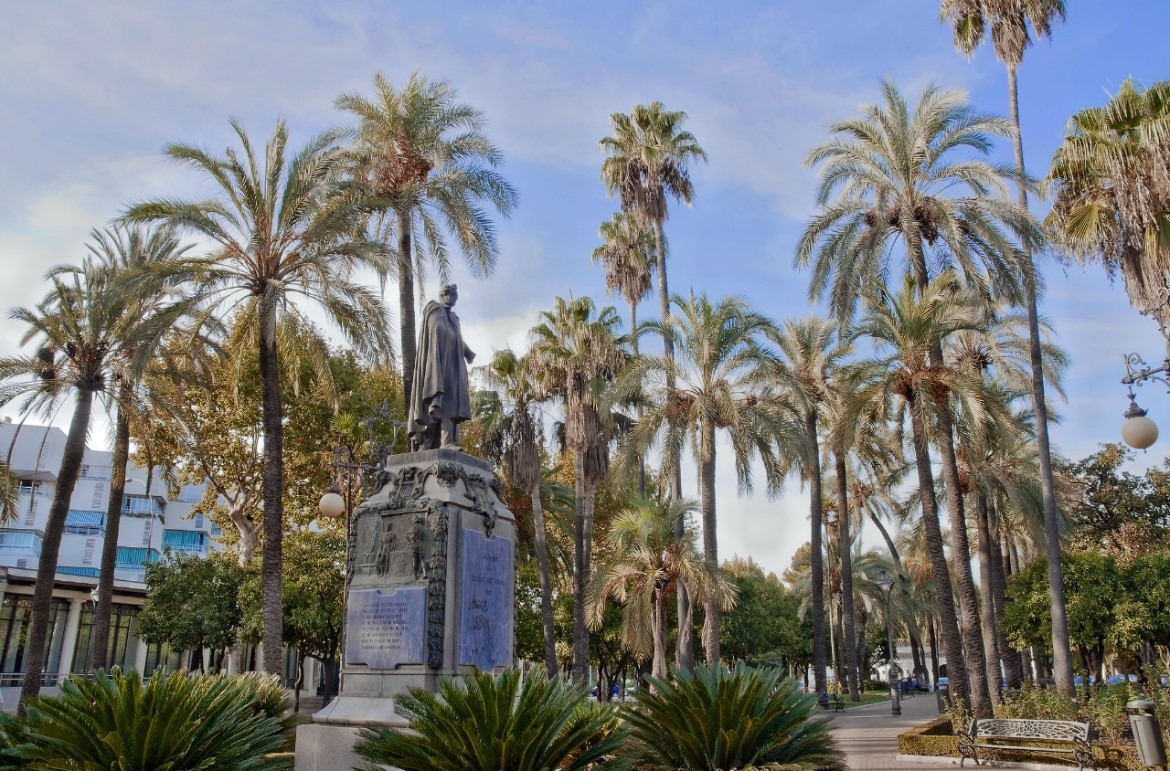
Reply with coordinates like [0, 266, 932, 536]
[1048, 79, 1170, 320]
[529, 296, 626, 681]
[619, 294, 786, 664]
[592, 212, 656, 352]
[0, 246, 182, 707]
[72, 225, 199, 672]
[798, 81, 1044, 712]
[478, 348, 557, 677]
[848, 271, 994, 713]
[124, 118, 395, 675]
[588, 497, 734, 678]
[335, 72, 518, 407]
[941, 0, 1074, 697]
[766, 316, 848, 695]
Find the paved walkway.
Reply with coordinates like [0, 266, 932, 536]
[828, 691, 957, 769]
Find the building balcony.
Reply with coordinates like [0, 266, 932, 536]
[0, 530, 43, 556]
[162, 529, 208, 553]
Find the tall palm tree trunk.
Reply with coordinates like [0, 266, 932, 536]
[652, 590, 668, 679]
[258, 312, 285, 676]
[805, 411, 827, 695]
[986, 497, 1023, 688]
[92, 388, 130, 670]
[834, 453, 860, 700]
[397, 209, 417, 410]
[699, 426, 719, 665]
[1008, 63, 1074, 696]
[908, 398, 970, 712]
[571, 451, 589, 682]
[654, 220, 693, 672]
[906, 231, 990, 714]
[630, 302, 647, 499]
[530, 483, 558, 677]
[870, 512, 901, 565]
[973, 490, 1003, 707]
[19, 388, 95, 709]
[929, 614, 941, 683]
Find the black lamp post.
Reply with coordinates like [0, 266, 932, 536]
[1120, 280, 1170, 450]
[876, 569, 901, 717]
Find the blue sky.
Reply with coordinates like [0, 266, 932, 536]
[2, 1, 1168, 575]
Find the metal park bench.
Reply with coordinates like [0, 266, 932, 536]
[958, 718, 1095, 770]
[818, 692, 845, 712]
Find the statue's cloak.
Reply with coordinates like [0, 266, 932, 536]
[408, 300, 472, 444]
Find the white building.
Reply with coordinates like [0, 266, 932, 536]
[0, 420, 219, 702]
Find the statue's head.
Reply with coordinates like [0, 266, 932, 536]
[440, 284, 459, 306]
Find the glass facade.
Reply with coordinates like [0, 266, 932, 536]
[0, 596, 69, 685]
[122, 495, 163, 517]
[0, 530, 43, 556]
[71, 603, 138, 674]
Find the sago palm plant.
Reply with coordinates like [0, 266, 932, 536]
[624, 663, 843, 771]
[0, 669, 291, 770]
[354, 669, 628, 771]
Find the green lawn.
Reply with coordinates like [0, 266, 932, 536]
[845, 691, 893, 708]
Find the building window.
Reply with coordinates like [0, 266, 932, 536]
[73, 604, 137, 674]
[0, 531, 43, 556]
[194, 514, 204, 529]
[0, 596, 69, 684]
[115, 546, 160, 570]
[65, 510, 105, 535]
[163, 530, 207, 553]
[122, 495, 162, 518]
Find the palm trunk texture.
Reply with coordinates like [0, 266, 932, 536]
[700, 428, 719, 665]
[92, 392, 131, 671]
[397, 209, 417, 412]
[571, 452, 589, 681]
[805, 410, 827, 695]
[259, 313, 285, 676]
[1008, 64, 1074, 696]
[834, 453, 860, 700]
[974, 490, 1004, 708]
[908, 398, 970, 712]
[530, 484, 559, 677]
[19, 388, 95, 710]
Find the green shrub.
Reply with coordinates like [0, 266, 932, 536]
[624, 663, 844, 770]
[2, 668, 291, 770]
[354, 668, 628, 771]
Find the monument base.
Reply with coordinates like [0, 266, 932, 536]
[292, 697, 410, 771]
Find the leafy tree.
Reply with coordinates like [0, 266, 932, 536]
[335, 71, 518, 407]
[136, 552, 247, 671]
[720, 557, 805, 669]
[125, 118, 394, 674]
[1061, 443, 1170, 558]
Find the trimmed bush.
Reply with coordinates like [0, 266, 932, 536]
[0, 668, 291, 770]
[355, 668, 628, 771]
[624, 663, 844, 770]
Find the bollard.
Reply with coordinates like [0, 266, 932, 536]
[1128, 699, 1167, 768]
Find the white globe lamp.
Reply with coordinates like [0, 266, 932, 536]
[318, 485, 346, 519]
[1122, 396, 1159, 450]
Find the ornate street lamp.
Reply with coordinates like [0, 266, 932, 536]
[317, 400, 402, 520]
[1120, 278, 1170, 450]
[875, 569, 901, 717]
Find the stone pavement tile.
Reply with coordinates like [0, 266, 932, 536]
[827, 690, 958, 769]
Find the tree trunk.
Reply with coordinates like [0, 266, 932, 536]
[870, 512, 901, 566]
[987, 498, 1024, 688]
[228, 497, 259, 566]
[530, 484, 558, 678]
[18, 388, 95, 710]
[571, 451, 589, 682]
[1007, 63, 1075, 697]
[908, 394, 970, 712]
[258, 306, 285, 676]
[906, 227, 988, 715]
[93, 386, 131, 671]
[652, 590, 668, 679]
[929, 615, 941, 684]
[973, 490, 1003, 707]
[294, 650, 305, 712]
[397, 208, 417, 411]
[834, 453, 860, 700]
[805, 410, 827, 695]
[700, 426, 720, 665]
[654, 219, 692, 673]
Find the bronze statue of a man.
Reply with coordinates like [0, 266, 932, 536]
[407, 284, 475, 450]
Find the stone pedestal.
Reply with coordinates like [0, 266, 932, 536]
[294, 449, 515, 771]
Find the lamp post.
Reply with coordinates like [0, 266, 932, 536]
[87, 587, 100, 675]
[876, 569, 901, 717]
[1120, 279, 1170, 449]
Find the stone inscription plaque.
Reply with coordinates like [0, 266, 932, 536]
[458, 527, 513, 669]
[345, 586, 426, 670]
